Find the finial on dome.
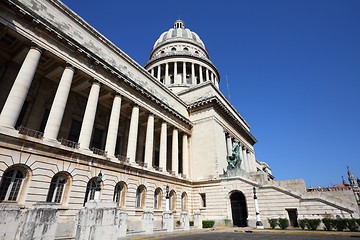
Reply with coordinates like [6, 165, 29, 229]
[174, 19, 185, 29]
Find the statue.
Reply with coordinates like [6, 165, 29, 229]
[227, 141, 241, 170]
[96, 171, 103, 191]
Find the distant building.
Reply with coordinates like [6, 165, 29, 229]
[0, 0, 358, 238]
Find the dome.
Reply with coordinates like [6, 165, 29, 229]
[145, 20, 220, 94]
[153, 20, 206, 51]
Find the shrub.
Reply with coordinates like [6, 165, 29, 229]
[268, 218, 278, 229]
[278, 218, 289, 230]
[356, 219, 360, 227]
[189, 221, 194, 227]
[322, 218, 332, 231]
[298, 219, 307, 230]
[332, 219, 347, 231]
[305, 219, 321, 230]
[346, 219, 358, 232]
[202, 220, 215, 228]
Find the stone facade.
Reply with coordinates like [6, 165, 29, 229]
[0, 0, 359, 239]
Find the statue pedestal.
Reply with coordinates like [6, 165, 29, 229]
[162, 211, 174, 232]
[180, 212, 190, 230]
[141, 211, 154, 234]
[193, 212, 202, 229]
[75, 201, 127, 240]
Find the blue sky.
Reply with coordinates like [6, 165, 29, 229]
[61, 0, 360, 187]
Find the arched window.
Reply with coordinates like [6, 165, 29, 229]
[46, 172, 70, 204]
[160, 50, 165, 54]
[171, 47, 176, 51]
[0, 167, 26, 201]
[181, 192, 188, 211]
[169, 190, 176, 210]
[113, 181, 127, 208]
[195, 50, 199, 54]
[84, 178, 97, 206]
[154, 187, 162, 209]
[135, 185, 146, 209]
[183, 47, 189, 51]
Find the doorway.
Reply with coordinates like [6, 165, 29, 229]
[286, 208, 299, 227]
[230, 191, 248, 227]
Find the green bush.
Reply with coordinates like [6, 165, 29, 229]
[298, 219, 307, 230]
[346, 219, 358, 232]
[322, 218, 332, 231]
[356, 219, 360, 227]
[305, 219, 321, 230]
[278, 218, 289, 230]
[202, 220, 215, 228]
[268, 218, 278, 229]
[189, 221, 194, 227]
[332, 219, 347, 231]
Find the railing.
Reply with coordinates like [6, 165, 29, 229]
[59, 138, 79, 149]
[90, 147, 107, 157]
[18, 126, 43, 139]
[116, 155, 129, 163]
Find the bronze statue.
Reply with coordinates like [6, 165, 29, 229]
[227, 141, 241, 169]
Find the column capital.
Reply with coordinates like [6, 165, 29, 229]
[30, 42, 44, 53]
[64, 63, 76, 71]
[90, 79, 101, 86]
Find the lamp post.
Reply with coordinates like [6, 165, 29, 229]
[253, 186, 264, 229]
[165, 185, 170, 211]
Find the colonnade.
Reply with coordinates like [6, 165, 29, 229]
[226, 134, 256, 172]
[0, 45, 190, 177]
[148, 61, 218, 87]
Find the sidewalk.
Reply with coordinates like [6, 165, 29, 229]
[120, 226, 360, 240]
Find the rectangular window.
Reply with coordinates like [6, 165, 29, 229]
[39, 109, 50, 133]
[200, 193, 206, 208]
[91, 128, 104, 149]
[68, 119, 81, 142]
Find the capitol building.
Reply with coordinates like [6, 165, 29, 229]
[0, 0, 359, 239]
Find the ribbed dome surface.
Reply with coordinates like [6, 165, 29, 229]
[153, 20, 206, 50]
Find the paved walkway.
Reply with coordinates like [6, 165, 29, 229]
[120, 227, 360, 240]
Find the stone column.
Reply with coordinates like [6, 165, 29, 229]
[174, 62, 177, 84]
[0, 46, 42, 128]
[226, 135, 232, 156]
[199, 65, 203, 83]
[206, 68, 210, 82]
[165, 63, 169, 85]
[157, 65, 161, 81]
[78, 81, 100, 149]
[126, 105, 139, 163]
[150, 68, 154, 77]
[182, 134, 189, 178]
[43, 65, 74, 140]
[159, 122, 167, 172]
[144, 114, 154, 168]
[191, 63, 195, 84]
[182, 62, 186, 84]
[249, 151, 257, 172]
[105, 94, 122, 157]
[171, 128, 179, 175]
